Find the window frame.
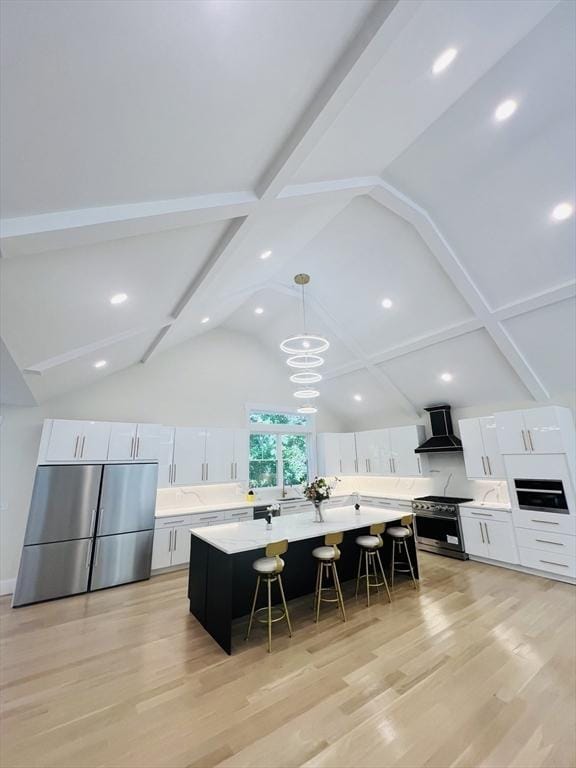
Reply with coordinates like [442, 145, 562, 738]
[246, 404, 317, 489]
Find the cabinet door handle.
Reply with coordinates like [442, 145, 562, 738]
[539, 559, 568, 568]
[173, 529, 177, 549]
[231, 462, 234, 480]
[74, 435, 80, 458]
[235, 462, 238, 479]
[531, 519, 559, 525]
[80, 435, 86, 458]
[471, 511, 493, 517]
[136, 436, 140, 457]
[417, 457, 421, 474]
[173, 464, 176, 484]
[206, 462, 209, 481]
[339, 459, 342, 473]
[486, 456, 492, 475]
[527, 430, 535, 452]
[521, 430, 528, 451]
[535, 539, 563, 546]
[481, 456, 487, 475]
[484, 522, 490, 545]
[169, 529, 173, 552]
[480, 521, 485, 544]
[168, 463, 172, 484]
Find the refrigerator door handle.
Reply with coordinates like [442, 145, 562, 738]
[85, 540, 93, 569]
[89, 509, 96, 535]
[94, 539, 101, 566]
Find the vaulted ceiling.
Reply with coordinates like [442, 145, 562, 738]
[1, 0, 574, 421]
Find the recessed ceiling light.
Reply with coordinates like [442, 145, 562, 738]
[353, 394, 363, 402]
[432, 47, 458, 75]
[109, 292, 128, 305]
[201, 316, 210, 324]
[93, 360, 108, 369]
[494, 99, 517, 122]
[551, 202, 574, 221]
[381, 298, 393, 309]
[260, 250, 272, 260]
[440, 372, 453, 382]
[254, 307, 264, 315]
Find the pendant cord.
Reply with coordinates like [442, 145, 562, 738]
[301, 283, 307, 334]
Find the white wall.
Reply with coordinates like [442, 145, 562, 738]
[0, 328, 344, 589]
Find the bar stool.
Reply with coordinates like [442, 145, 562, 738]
[312, 532, 346, 623]
[355, 523, 392, 606]
[387, 516, 418, 590]
[245, 539, 293, 652]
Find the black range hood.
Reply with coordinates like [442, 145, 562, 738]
[415, 405, 463, 453]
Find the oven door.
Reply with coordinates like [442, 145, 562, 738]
[414, 512, 464, 553]
[514, 479, 568, 514]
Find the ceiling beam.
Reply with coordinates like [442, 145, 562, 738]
[23, 320, 173, 374]
[369, 181, 550, 400]
[255, 1, 422, 200]
[0, 191, 258, 258]
[493, 281, 576, 321]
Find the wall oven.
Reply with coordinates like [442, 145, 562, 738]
[513, 479, 569, 514]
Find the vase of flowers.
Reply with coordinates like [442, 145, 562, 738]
[303, 476, 339, 523]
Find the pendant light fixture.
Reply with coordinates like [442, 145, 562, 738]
[280, 274, 329, 414]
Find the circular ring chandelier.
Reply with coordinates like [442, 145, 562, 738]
[293, 388, 320, 399]
[290, 371, 322, 384]
[297, 404, 318, 414]
[286, 354, 324, 368]
[280, 334, 330, 355]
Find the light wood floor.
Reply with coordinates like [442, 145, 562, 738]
[1, 554, 575, 768]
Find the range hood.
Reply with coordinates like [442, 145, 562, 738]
[415, 405, 463, 453]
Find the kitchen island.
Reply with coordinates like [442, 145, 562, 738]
[187, 505, 418, 653]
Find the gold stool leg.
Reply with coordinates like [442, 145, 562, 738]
[370, 553, 380, 594]
[376, 549, 392, 603]
[403, 541, 418, 590]
[390, 540, 396, 588]
[313, 560, 322, 611]
[267, 577, 272, 653]
[315, 561, 323, 623]
[245, 575, 260, 641]
[277, 573, 293, 636]
[355, 550, 363, 598]
[365, 551, 371, 606]
[332, 562, 346, 622]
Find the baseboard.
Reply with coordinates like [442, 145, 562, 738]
[0, 578, 16, 596]
[469, 556, 576, 585]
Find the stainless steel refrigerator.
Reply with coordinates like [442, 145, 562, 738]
[13, 463, 158, 607]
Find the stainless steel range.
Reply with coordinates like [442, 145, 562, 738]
[412, 495, 473, 560]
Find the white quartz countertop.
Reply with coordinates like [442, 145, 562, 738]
[460, 501, 512, 511]
[155, 501, 254, 518]
[189, 504, 412, 554]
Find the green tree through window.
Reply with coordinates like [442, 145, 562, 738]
[249, 433, 278, 488]
[282, 434, 308, 486]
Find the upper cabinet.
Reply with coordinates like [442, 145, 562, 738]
[318, 425, 427, 478]
[495, 407, 575, 456]
[43, 419, 111, 462]
[317, 433, 358, 476]
[459, 417, 505, 479]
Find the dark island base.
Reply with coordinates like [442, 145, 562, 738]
[188, 521, 419, 654]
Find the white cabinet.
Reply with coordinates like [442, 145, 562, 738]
[461, 514, 518, 563]
[390, 425, 427, 477]
[171, 527, 191, 566]
[495, 407, 574, 456]
[232, 429, 249, 482]
[44, 419, 110, 462]
[204, 427, 234, 483]
[173, 428, 205, 485]
[133, 423, 162, 461]
[157, 427, 175, 487]
[460, 506, 518, 563]
[355, 430, 381, 474]
[107, 422, 137, 461]
[459, 417, 505, 479]
[317, 433, 358, 475]
[151, 528, 172, 570]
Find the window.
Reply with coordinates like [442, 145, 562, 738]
[248, 408, 312, 488]
[249, 411, 308, 427]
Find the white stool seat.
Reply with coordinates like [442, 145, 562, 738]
[356, 535, 381, 549]
[312, 545, 337, 561]
[387, 526, 412, 538]
[253, 556, 284, 574]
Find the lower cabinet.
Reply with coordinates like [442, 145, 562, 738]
[460, 513, 518, 564]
